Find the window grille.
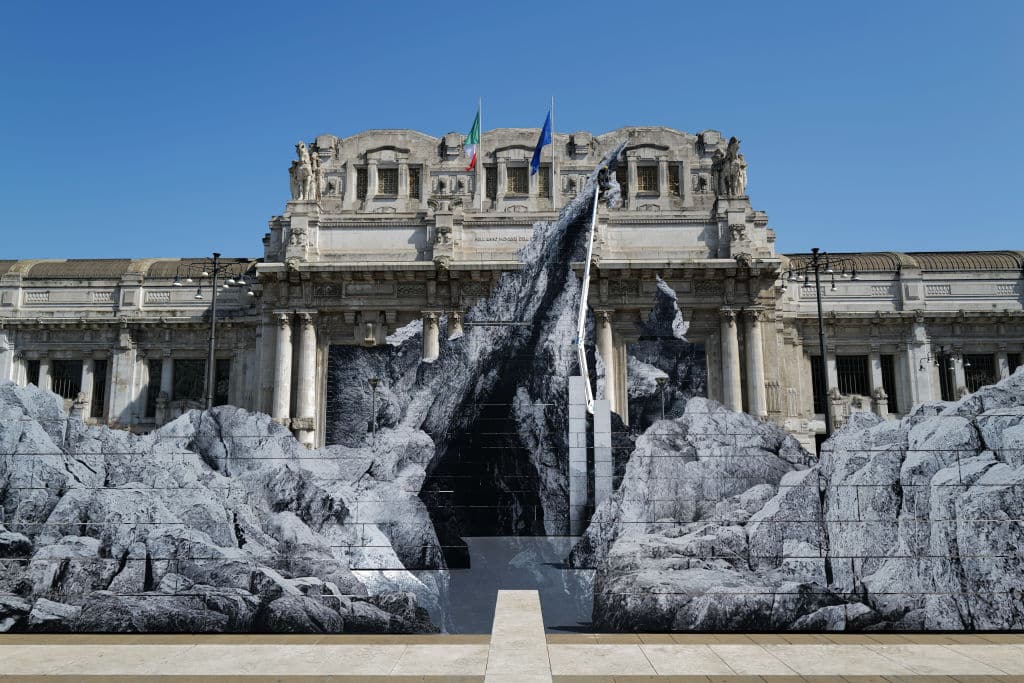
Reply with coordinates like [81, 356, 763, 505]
[356, 168, 368, 199]
[810, 355, 826, 414]
[636, 165, 658, 193]
[965, 353, 997, 393]
[173, 359, 206, 403]
[485, 166, 497, 200]
[835, 355, 870, 396]
[52, 360, 83, 400]
[377, 168, 398, 195]
[538, 166, 551, 197]
[91, 359, 107, 418]
[507, 166, 528, 194]
[880, 354, 899, 413]
[668, 164, 680, 196]
[409, 167, 421, 199]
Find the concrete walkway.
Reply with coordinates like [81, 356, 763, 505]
[1, 590, 1022, 681]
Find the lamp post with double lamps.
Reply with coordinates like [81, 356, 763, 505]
[780, 247, 859, 439]
[173, 253, 257, 410]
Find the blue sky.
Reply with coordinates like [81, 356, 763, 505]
[1, 1, 1020, 259]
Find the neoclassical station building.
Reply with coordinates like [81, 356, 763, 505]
[1, 126, 1021, 450]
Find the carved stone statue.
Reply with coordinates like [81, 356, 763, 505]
[289, 142, 314, 201]
[310, 151, 323, 201]
[736, 153, 748, 196]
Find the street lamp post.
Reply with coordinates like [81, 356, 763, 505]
[781, 247, 858, 440]
[174, 254, 256, 410]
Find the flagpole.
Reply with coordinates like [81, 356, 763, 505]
[477, 96, 483, 211]
[551, 95, 558, 212]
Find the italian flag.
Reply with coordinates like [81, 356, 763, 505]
[464, 110, 480, 171]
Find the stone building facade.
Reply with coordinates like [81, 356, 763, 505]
[1, 126, 1021, 450]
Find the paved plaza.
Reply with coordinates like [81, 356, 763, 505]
[1, 591, 1021, 681]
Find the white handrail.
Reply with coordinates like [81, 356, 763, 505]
[575, 184, 600, 414]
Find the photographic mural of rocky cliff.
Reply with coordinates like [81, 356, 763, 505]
[2, 139, 1023, 632]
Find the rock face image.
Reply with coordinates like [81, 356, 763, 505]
[572, 366, 1024, 631]
[0, 383, 442, 633]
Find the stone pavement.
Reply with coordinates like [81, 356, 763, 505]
[0, 590, 1022, 681]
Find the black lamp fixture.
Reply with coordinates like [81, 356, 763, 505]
[778, 248, 861, 439]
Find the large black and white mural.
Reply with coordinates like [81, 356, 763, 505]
[2, 145, 1023, 633]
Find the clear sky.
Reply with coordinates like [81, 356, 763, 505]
[1, 1, 1020, 259]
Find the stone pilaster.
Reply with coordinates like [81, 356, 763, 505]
[595, 310, 616, 410]
[37, 355, 52, 392]
[744, 310, 767, 419]
[295, 313, 317, 447]
[0, 328, 12, 382]
[271, 313, 293, 425]
[906, 315, 935, 403]
[106, 324, 137, 426]
[448, 311, 464, 339]
[996, 350, 1010, 380]
[720, 309, 743, 412]
[159, 354, 174, 400]
[422, 312, 440, 362]
[80, 357, 95, 409]
[952, 349, 968, 396]
[868, 351, 884, 395]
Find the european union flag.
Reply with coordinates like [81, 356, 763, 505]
[530, 111, 552, 175]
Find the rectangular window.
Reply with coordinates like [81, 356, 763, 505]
[880, 354, 899, 414]
[26, 359, 40, 387]
[485, 165, 497, 200]
[810, 355, 826, 414]
[538, 165, 551, 197]
[52, 360, 83, 400]
[214, 359, 231, 406]
[668, 164, 680, 196]
[505, 165, 528, 193]
[836, 355, 870, 396]
[1009, 353, 1022, 374]
[506, 166, 528, 194]
[964, 353, 997, 393]
[145, 358, 163, 418]
[409, 167, 421, 199]
[356, 168, 368, 199]
[91, 359, 108, 418]
[173, 359, 206, 403]
[377, 168, 398, 195]
[937, 353, 956, 401]
[636, 165, 658, 193]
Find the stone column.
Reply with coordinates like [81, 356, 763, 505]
[295, 313, 317, 447]
[906, 316, 935, 403]
[594, 398, 613, 507]
[595, 310, 616, 411]
[342, 159, 356, 211]
[720, 310, 742, 412]
[398, 161, 409, 198]
[107, 326, 137, 426]
[80, 357, 95, 408]
[744, 310, 767, 419]
[680, 159, 693, 207]
[160, 355, 174, 398]
[257, 315, 276, 414]
[0, 329, 12, 382]
[366, 160, 378, 199]
[496, 161, 507, 202]
[37, 356, 52, 392]
[449, 311, 464, 339]
[868, 351, 884, 394]
[271, 313, 293, 425]
[996, 350, 1011, 380]
[657, 158, 669, 197]
[952, 351, 968, 396]
[568, 376, 588, 536]
[825, 353, 839, 394]
[422, 312, 440, 362]
[626, 159, 637, 207]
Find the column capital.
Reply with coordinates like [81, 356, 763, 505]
[298, 312, 315, 327]
[275, 312, 291, 328]
[743, 308, 767, 323]
[719, 308, 737, 324]
[595, 309, 614, 324]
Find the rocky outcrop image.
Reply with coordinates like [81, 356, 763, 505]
[0, 382, 442, 633]
[572, 368, 1024, 631]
